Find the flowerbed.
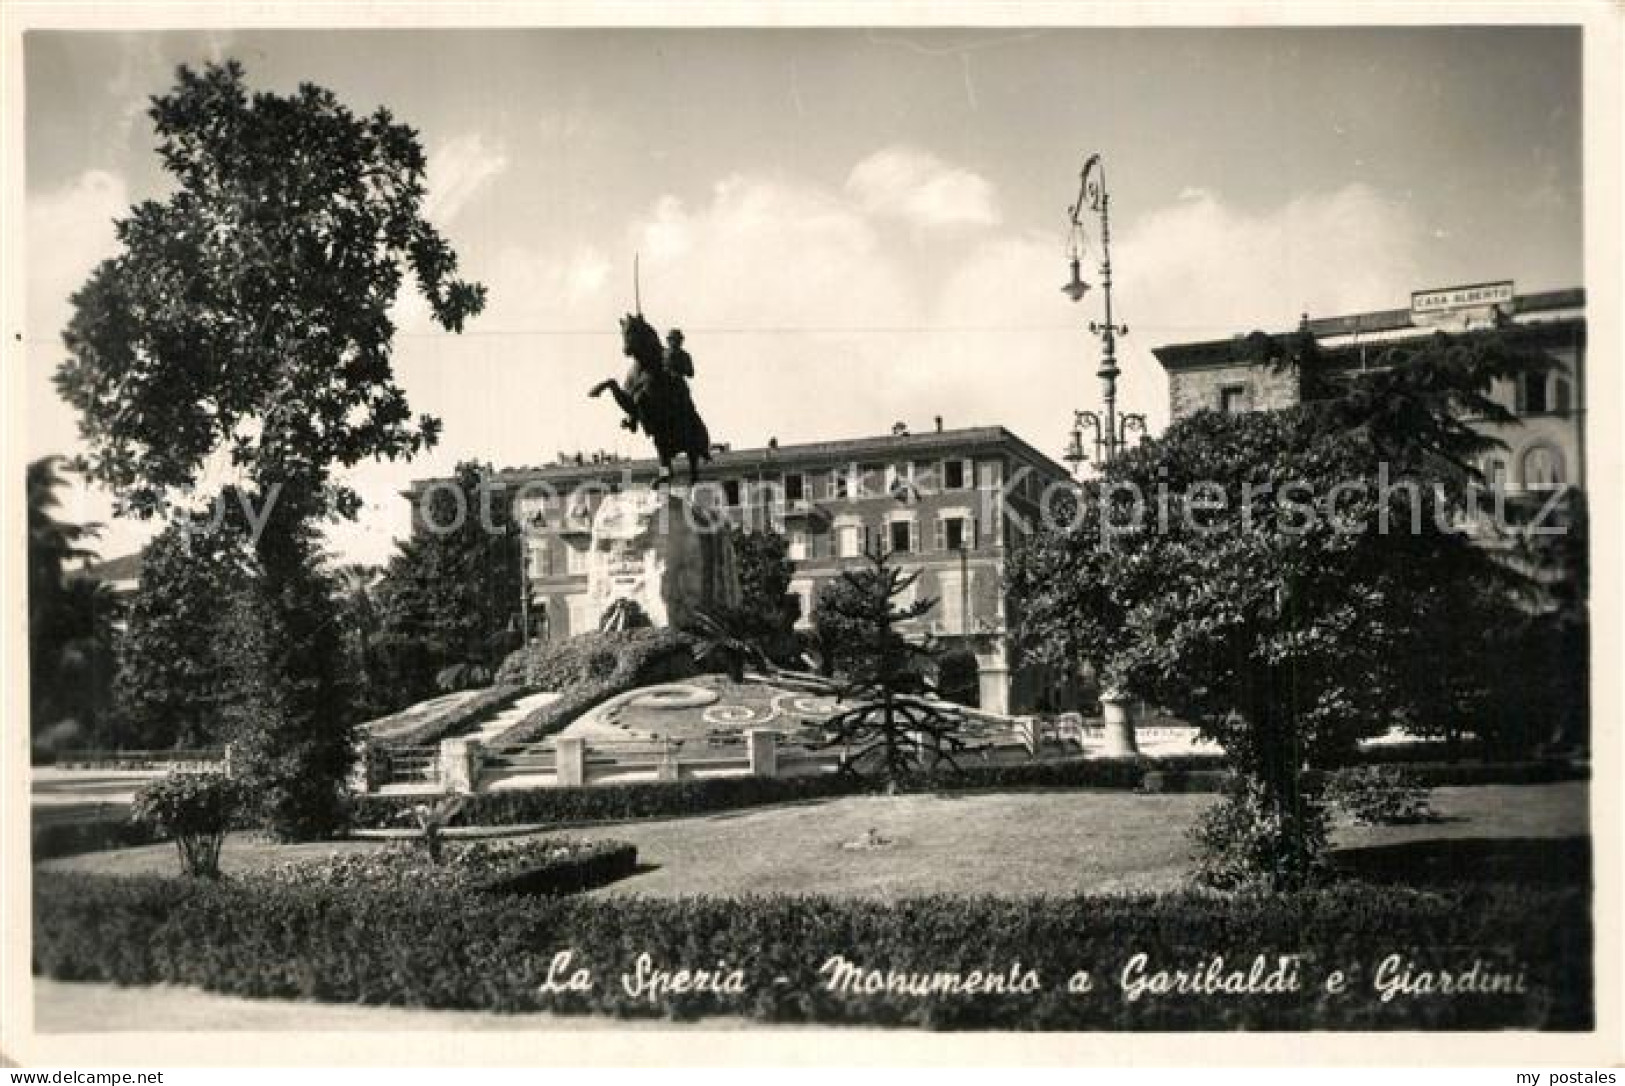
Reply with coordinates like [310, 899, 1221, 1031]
[31, 873, 1591, 1029]
[257, 837, 637, 895]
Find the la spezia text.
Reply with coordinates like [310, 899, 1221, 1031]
[538, 950, 1529, 1005]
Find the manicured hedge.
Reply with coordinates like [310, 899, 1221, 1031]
[370, 685, 525, 747]
[32, 818, 161, 861]
[31, 873, 1591, 1029]
[261, 837, 638, 896]
[1383, 760, 1589, 787]
[347, 756, 1163, 829]
[347, 752, 1588, 831]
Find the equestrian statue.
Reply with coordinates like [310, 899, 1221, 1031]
[589, 313, 713, 487]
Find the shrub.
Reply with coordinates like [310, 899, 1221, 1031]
[490, 628, 701, 746]
[129, 771, 246, 878]
[32, 873, 1591, 1029]
[258, 837, 637, 895]
[494, 627, 696, 691]
[399, 796, 467, 863]
[1323, 766, 1437, 826]
[1188, 778, 1329, 892]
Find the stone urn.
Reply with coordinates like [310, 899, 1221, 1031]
[1098, 687, 1140, 758]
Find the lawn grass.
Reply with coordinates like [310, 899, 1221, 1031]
[41, 782, 1589, 899]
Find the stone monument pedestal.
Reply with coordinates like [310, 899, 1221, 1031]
[584, 488, 742, 632]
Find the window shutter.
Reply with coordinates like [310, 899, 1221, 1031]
[931, 517, 943, 552]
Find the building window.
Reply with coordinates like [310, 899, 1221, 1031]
[1218, 384, 1247, 414]
[722, 479, 742, 507]
[832, 464, 858, 500]
[1520, 373, 1549, 415]
[976, 460, 1002, 490]
[783, 472, 805, 503]
[1484, 454, 1508, 492]
[886, 461, 919, 501]
[564, 540, 587, 576]
[566, 491, 594, 525]
[889, 518, 914, 554]
[1519, 443, 1565, 491]
[943, 459, 968, 491]
[836, 522, 863, 558]
[788, 528, 808, 560]
[943, 516, 968, 552]
[1553, 375, 1573, 413]
[529, 541, 553, 579]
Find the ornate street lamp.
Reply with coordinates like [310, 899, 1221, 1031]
[1062, 153, 1145, 756]
[1063, 153, 1145, 471]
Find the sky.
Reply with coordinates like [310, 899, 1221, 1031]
[23, 25, 1584, 566]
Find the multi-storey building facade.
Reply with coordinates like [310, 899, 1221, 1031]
[408, 424, 1074, 715]
[1152, 284, 1587, 607]
[1151, 284, 1586, 503]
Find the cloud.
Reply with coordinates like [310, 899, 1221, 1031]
[25, 170, 150, 559]
[1117, 183, 1423, 341]
[846, 146, 1001, 229]
[422, 132, 509, 225]
[27, 170, 129, 338]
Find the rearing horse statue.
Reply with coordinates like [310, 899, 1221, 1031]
[589, 313, 713, 486]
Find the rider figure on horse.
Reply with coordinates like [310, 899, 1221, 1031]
[588, 315, 714, 486]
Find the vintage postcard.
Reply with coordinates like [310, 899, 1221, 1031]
[2, 0, 1620, 1068]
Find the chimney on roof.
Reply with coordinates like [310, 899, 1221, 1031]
[934, 415, 943, 432]
[892, 421, 909, 437]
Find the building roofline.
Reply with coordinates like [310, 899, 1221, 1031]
[1151, 287, 1586, 372]
[407, 425, 1074, 495]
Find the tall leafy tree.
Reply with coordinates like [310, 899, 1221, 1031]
[331, 562, 395, 722]
[54, 62, 485, 838]
[115, 511, 256, 751]
[721, 525, 799, 663]
[1008, 323, 1564, 887]
[26, 457, 120, 752]
[373, 462, 522, 706]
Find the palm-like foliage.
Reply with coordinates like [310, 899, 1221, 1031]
[687, 610, 770, 682]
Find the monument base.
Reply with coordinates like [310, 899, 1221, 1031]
[584, 488, 741, 632]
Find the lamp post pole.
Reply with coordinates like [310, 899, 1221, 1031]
[1063, 153, 1145, 468]
[1061, 152, 1144, 756]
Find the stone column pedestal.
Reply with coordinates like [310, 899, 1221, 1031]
[1099, 692, 1140, 758]
[657, 742, 682, 782]
[555, 737, 587, 787]
[746, 730, 779, 777]
[440, 738, 484, 794]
